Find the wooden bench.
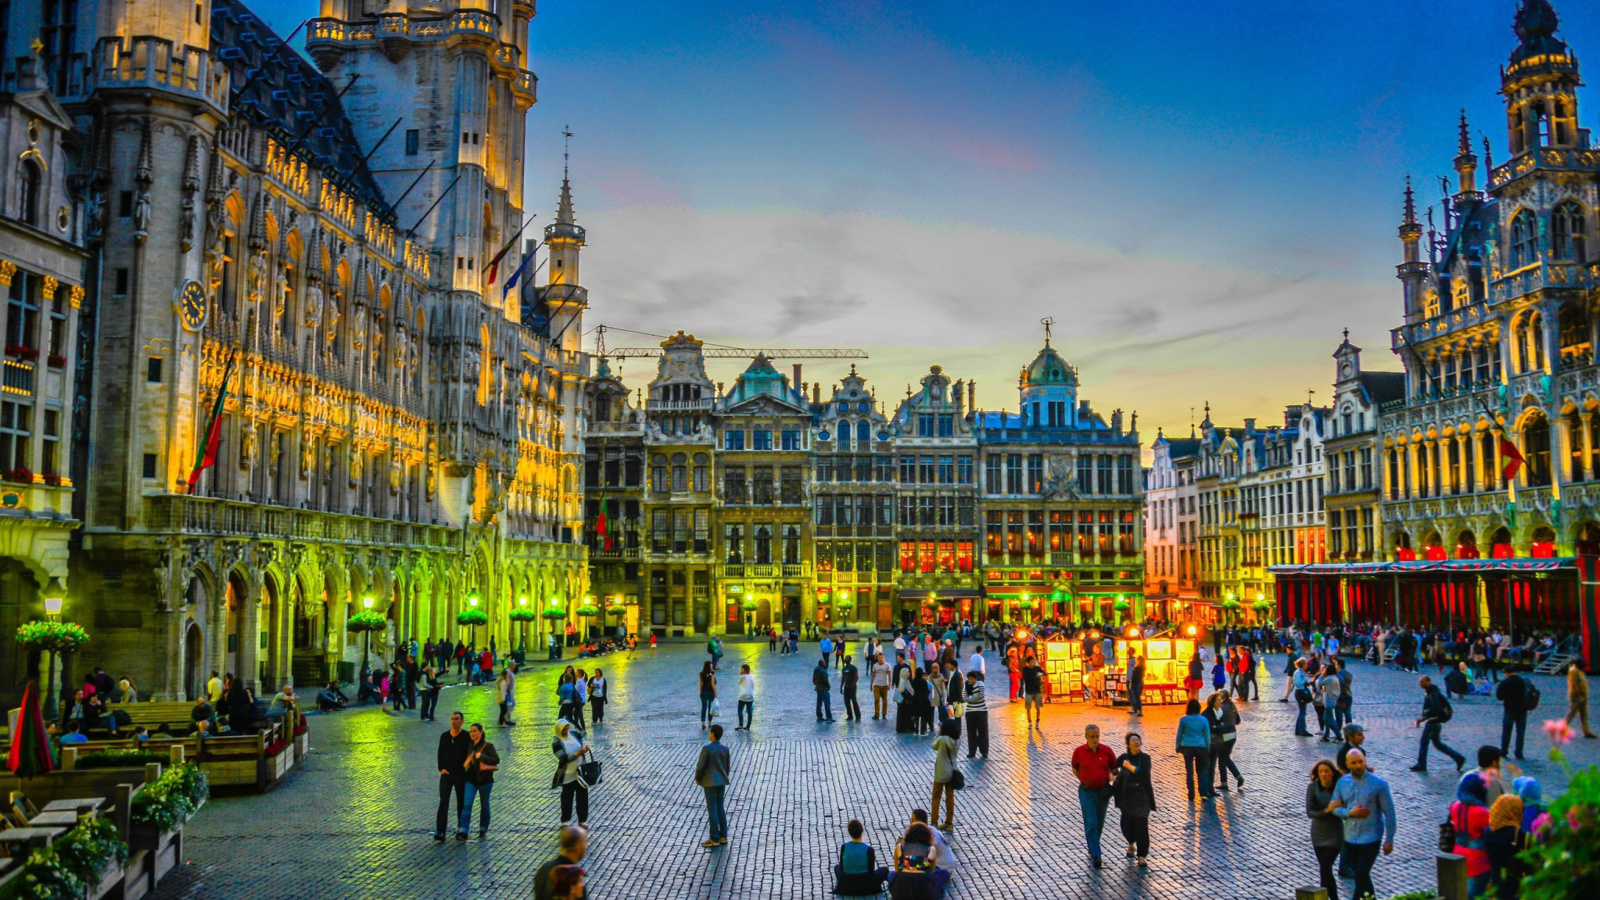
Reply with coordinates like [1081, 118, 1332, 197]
[65, 714, 304, 794]
[105, 701, 202, 732]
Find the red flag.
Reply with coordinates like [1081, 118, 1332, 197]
[188, 349, 236, 492]
[594, 498, 611, 550]
[1500, 435, 1525, 483]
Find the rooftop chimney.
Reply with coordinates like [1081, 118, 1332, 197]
[792, 364, 803, 391]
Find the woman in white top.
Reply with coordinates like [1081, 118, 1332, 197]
[735, 664, 756, 731]
[550, 719, 591, 828]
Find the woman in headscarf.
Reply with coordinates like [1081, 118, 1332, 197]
[1483, 793, 1528, 900]
[910, 668, 934, 736]
[1449, 773, 1492, 898]
[1512, 775, 1545, 834]
[550, 719, 592, 829]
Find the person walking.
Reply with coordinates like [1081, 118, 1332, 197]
[964, 667, 989, 759]
[495, 664, 517, 727]
[699, 661, 718, 730]
[840, 655, 861, 722]
[1334, 658, 1353, 733]
[550, 719, 592, 830]
[1449, 772, 1492, 898]
[1113, 732, 1156, 868]
[1127, 651, 1145, 715]
[1292, 658, 1314, 736]
[930, 720, 960, 830]
[1306, 758, 1344, 900]
[570, 669, 589, 732]
[588, 669, 607, 725]
[459, 723, 500, 840]
[1567, 659, 1597, 738]
[1206, 690, 1245, 791]
[1332, 748, 1395, 900]
[1495, 669, 1532, 760]
[419, 665, 440, 722]
[894, 660, 914, 734]
[1412, 675, 1466, 772]
[813, 657, 836, 723]
[735, 664, 755, 731]
[1020, 653, 1046, 726]
[433, 711, 472, 842]
[870, 654, 893, 721]
[1318, 662, 1343, 742]
[1281, 649, 1300, 701]
[694, 723, 731, 848]
[1071, 723, 1118, 869]
[834, 633, 847, 671]
[1177, 698, 1214, 800]
[819, 632, 834, 668]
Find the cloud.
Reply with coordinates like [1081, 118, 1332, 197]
[580, 205, 1395, 434]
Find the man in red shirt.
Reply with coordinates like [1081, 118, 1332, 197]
[1071, 723, 1118, 868]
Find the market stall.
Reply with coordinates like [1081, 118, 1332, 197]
[1099, 627, 1198, 706]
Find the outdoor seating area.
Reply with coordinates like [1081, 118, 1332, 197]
[0, 763, 206, 898]
[60, 711, 305, 794]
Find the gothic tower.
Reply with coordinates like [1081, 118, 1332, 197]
[306, 0, 538, 312]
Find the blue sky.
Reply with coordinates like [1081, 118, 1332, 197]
[261, 0, 1598, 436]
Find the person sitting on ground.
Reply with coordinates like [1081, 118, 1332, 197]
[58, 720, 88, 745]
[833, 818, 890, 896]
[132, 726, 150, 742]
[890, 821, 949, 899]
[1445, 662, 1472, 700]
[317, 682, 347, 711]
[907, 808, 957, 869]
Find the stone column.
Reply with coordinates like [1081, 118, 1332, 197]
[1582, 412, 1596, 484]
[1491, 430, 1505, 493]
[238, 571, 263, 694]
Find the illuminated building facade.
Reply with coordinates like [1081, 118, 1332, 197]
[890, 366, 980, 626]
[1144, 432, 1200, 621]
[812, 367, 897, 630]
[0, 0, 588, 704]
[974, 335, 1144, 624]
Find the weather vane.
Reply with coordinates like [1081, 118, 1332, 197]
[1041, 316, 1054, 346]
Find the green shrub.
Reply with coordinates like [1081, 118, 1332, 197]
[129, 762, 209, 831]
[1518, 725, 1600, 900]
[0, 815, 127, 900]
[76, 748, 167, 769]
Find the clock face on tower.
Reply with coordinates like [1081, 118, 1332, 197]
[178, 280, 208, 332]
[1340, 362, 1353, 379]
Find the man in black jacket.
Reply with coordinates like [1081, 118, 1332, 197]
[1496, 670, 1531, 760]
[1411, 676, 1465, 772]
[434, 711, 471, 841]
[533, 825, 588, 900]
[813, 659, 834, 722]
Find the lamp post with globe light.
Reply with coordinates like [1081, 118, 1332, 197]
[42, 590, 64, 719]
[360, 596, 375, 679]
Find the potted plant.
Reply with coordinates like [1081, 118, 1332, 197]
[130, 763, 209, 851]
[345, 609, 385, 680]
[6, 815, 128, 900]
[17, 619, 88, 720]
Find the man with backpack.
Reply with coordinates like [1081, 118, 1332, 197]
[1411, 675, 1466, 772]
[1495, 669, 1538, 760]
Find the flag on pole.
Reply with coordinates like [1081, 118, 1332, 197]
[187, 348, 237, 493]
[502, 245, 536, 302]
[484, 217, 536, 285]
[1500, 433, 1526, 483]
[594, 497, 611, 550]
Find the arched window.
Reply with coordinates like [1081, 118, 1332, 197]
[18, 161, 42, 227]
[754, 525, 772, 565]
[1510, 210, 1538, 268]
[1522, 412, 1552, 487]
[836, 420, 850, 448]
[856, 420, 870, 445]
[1552, 202, 1587, 261]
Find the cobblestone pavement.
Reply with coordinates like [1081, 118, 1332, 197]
[148, 642, 1600, 900]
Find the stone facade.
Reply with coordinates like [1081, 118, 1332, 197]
[0, 0, 588, 703]
[1376, 0, 1600, 563]
[1143, 432, 1199, 619]
[581, 330, 1144, 635]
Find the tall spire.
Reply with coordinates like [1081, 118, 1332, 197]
[1454, 111, 1480, 196]
[1457, 110, 1472, 154]
[1401, 175, 1418, 229]
[556, 125, 575, 225]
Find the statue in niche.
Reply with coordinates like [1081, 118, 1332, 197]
[352, 303, 367, 351]
[301, 282, 323, 330]
[324, 294, 342, 346]
[371, 330, 383, 371]
[85, 189, 104, 242]
[246, 252, 267, 305]
[390, 456, 403, 493]
[239, 421, 256, 470]
[349, 444, 363, 488]
[133, 191, 151, 239]
[269, 431, 282, 476]
[179, 195, 195, 251]
[275, 267, 290, 320]
[300, 435, 315, 479]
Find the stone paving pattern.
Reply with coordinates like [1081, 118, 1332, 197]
[148, 642, 1600, 899]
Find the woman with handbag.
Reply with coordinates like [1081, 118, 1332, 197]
[1306, 758, 1343, 900]
[894, 663, 914, 734]
[551, 719, 592, 830]
[929, 719, 960, 830]
[459, 723, 499, 840]
[1114, 732, 1156, 868]
[1292, 658, 1314, 736]
[698, 661, 718, 730]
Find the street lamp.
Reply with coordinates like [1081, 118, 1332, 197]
[41, 590, 64, 719]
[467, 594, 481, 648]
[360, 595, 375, 680]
